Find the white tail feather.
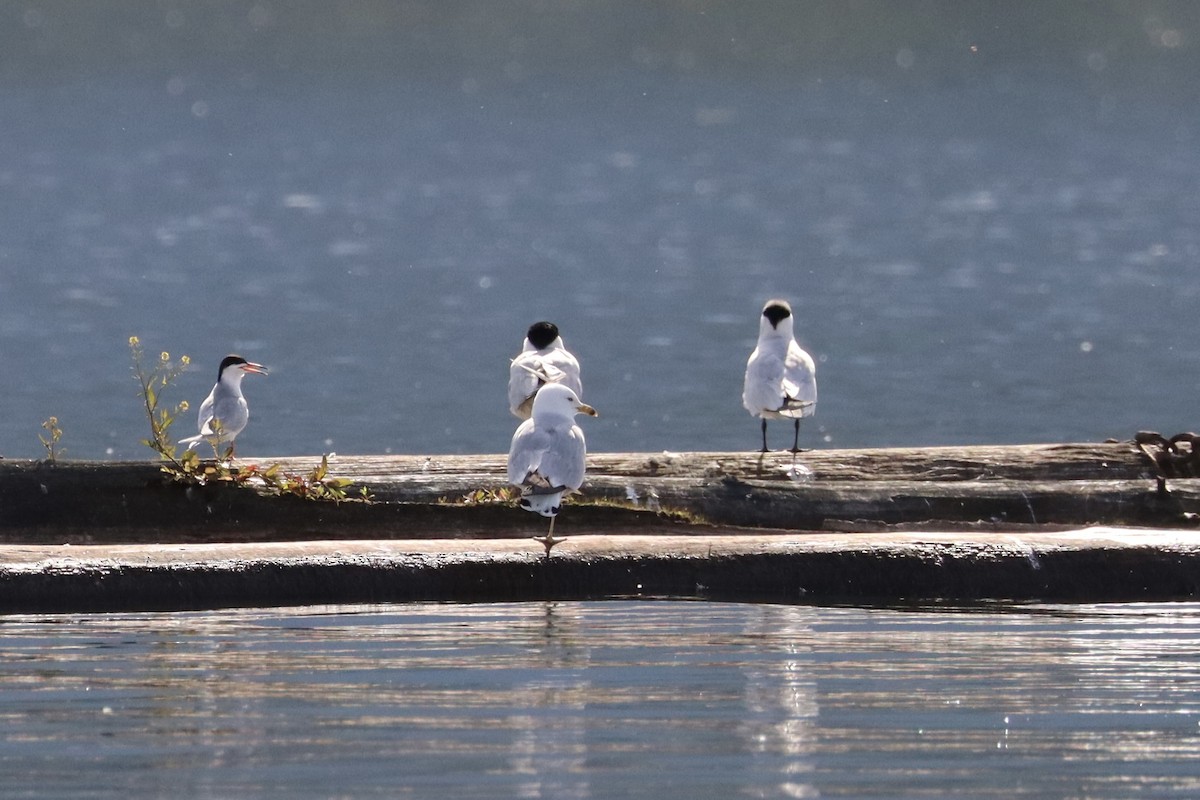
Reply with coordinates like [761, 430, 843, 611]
[519, 488, 564, 517]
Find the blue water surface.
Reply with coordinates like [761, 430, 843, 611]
[3, 601, 1200, 799]
[2, 2, 1199, 459]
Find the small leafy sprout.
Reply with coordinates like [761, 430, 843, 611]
[232, 455, 362, 502]
[39, 416, 65, 463]
[444, 487, 516, 506]
[194, 417, 234, 463]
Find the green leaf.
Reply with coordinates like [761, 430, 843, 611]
[312, 455, 329, 482]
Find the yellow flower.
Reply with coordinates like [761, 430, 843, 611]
[181, 355, 191, 366]
[128, 336, 140, 346]
[179, 400, 190, 412]
[160, 351, 170, 362]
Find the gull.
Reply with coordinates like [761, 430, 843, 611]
[508, 321, 582, 420]
[507, 382, 598, 557]
[742, 299, 817, 453]
[178, 354, 268, 458]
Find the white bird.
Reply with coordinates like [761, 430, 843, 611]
[178, 354, 268, 458]
[507, 382, 598, 557]
[508, 321, 583, 420]
[742, 299, 817, 453]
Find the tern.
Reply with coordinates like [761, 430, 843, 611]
[508, 321, 583, 420]
[507, 382, 597, 557]
[742, 299, 817, 453]
[178, 354, 268, 458]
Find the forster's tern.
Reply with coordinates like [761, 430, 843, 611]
[508, 321, 583, 420]
[179, 354, 268, 457]
[742, 299, 817, 453]
[506, 382, 597, 556]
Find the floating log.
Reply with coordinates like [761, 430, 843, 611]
[0, 440, 1192, 543]
[2, 440, 1199, 610]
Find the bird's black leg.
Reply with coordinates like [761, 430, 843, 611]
[789, 419, 802, 454]
[760, 419, 770, 453]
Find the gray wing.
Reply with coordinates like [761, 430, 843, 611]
[507, 419, 547, 485]
[208, 387, 249, 439]
[541, 349, 583, 398]
[780, 341, 817, 417]
[743, 345, 785, 415]
[195, 386, 218, 435]
[507, 421, 586, 491]
[535, 424, 587, 491]
[508, 353, 543, 418]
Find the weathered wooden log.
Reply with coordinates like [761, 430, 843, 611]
[241, 441, 1156, 495]
[2, 442, 1198, 611]
[0, 441, 1194, 544]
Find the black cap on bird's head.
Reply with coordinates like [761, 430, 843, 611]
[526, 321, 561, 350]
[218, 354, 269, 379]
[762, 299, 793, 329]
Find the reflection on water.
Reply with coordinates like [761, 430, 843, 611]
[2, 601, 1200, 798]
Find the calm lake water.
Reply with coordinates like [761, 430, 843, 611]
[3, 600, 1200, 799]
[1, 3, 1200, 459]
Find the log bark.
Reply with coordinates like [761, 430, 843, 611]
[0, 441, 1192, 544]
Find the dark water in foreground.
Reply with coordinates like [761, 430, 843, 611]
[3, 601, 1200, 798]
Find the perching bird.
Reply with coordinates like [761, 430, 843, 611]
[742, 299, 817, 453]
[507, 382, 597, 557]
[508, 321, 583, 420]
[178, 354, 268, 458]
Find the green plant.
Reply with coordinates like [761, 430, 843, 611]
[232, 455, 361, 502]
[457, 486, 517, 505]
[195, 417, 234, 462]
[129, 336, 190, 465]
[38, 416, 65, 463]
[436, 487, 517, 506]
